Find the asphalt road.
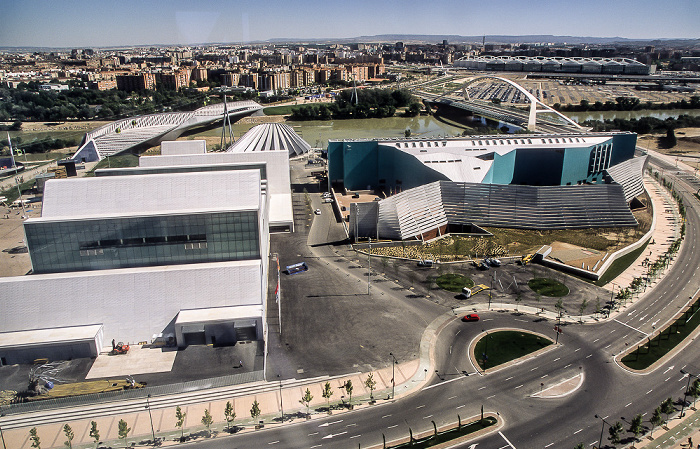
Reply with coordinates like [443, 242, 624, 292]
[189, 156, 700, 449]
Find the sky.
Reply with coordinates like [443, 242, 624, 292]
[1, 0, 698, 48]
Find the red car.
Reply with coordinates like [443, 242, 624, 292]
[462, 314, 480, 322]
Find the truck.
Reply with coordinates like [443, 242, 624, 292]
[286, 262, 309, 275]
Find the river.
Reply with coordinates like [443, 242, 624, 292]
[562, 109, 700, 123]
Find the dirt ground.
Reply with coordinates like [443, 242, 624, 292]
[638, 127, 700, 169]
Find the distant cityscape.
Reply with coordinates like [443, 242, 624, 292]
[1, 36, 699, 96]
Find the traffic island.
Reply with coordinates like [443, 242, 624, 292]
[528, 277, 570, 297]
[472, 329, 554, 372]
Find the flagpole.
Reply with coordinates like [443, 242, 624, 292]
[7, 133, 27, 218]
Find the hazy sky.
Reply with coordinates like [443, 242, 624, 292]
[1, 0, 698, 48]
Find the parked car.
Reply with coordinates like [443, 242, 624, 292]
[417, 259, 434, 267]
[489, 258, 501, 267]
[478, 262, 489, 270]
[314, 209, 321, 215]
[462, 314, 480, 322]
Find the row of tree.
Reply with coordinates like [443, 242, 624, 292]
[289, 88, 421, 121]
[574, 387, 700, 448]
[0, 135, 79, 154]
[583, 114, 700, 134]
[554, 96, 700, 112]
[26, 374, 381, 447]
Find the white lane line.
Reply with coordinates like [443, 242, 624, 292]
[479, 386, 487, 390]
[574, 348, 581, 352]
[530, 367, 539, 371]
[626, 402, 633, 407]
[310, 445, 322, 449]
[610, 329, 616, 333]
[515, 384, 524, 389]
[665, 376, 672, 382]
[505, 376, 514, 381]
[574, 428, 583, 434]
[416, 405, 426, 409]
[564, 364, 572, 369]
[586, 354, 593, 358]
[423, 415, 433, 419]
[382, 415, 392, 419]
[346, 423, 357, 427]
[541, 374, 548, 379]
[545, 444, 554, 448]
[498, 431, 517, 448]
[387, 424, 398, 429]
[553, 357, 561, 362]
[350, 435, 361, 439]
[604, 344, 611, 349]
[613, 318, 648, 336]
[487, 394, 496, 399]
[308, 432, 319, 436]
[593, 338, 600, 343]
[268, 441, 280, 445]
[647, 389, 654, 394]
[422, 376, 464, 390]
[448, 395, 457, 399]
[456, 404, 466, 409]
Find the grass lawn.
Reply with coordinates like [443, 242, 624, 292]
[594, 240, 650, 286]
[435, 273, 474, 293]
[263, 105, 299, 115]
[622, 299, 700, 370]
[528, 278, 570, 297]
[474, 331, 552, 370]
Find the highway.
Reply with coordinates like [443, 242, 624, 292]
[175, 154, 700, 449]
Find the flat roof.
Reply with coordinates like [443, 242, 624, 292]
[0, 324, 102, 349]
[33, 169, 261, 221]
[176, 305, 263, 324]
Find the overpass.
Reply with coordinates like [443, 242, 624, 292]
[414, 75, 588, 134]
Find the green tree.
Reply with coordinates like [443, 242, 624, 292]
[89, 421, 100, 448]
[344, 380, 354, 406]
[201, 409, 213, 435]
[250, 399, 261, 421]
[404, 128, 411, 138]
[555, 298, 565, 317]
[661, 397, 675, 424]
[629, 413, 644, 443]
[365, 372, 377, 401]
[573, 444, 584, 449]
[63, 424, 74, 449]
[689, 378, 700, 408]
[608, 421, 623, 445]
[118, 419, 131, 446]
[578, 298, 588, 322]
[300, 388, 314, 417]
[322, 381, 334, 411]
[175, 406, 187, 440]
[224, 401, 236, 432]
[29, 427, 41, 449]
[650, 406, 664, 436]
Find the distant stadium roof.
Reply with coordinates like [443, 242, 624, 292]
[227, 123, 311, 157]
[72, 100, 263, 162]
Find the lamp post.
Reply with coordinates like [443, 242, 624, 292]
[278, 374, 284, 422]
[368, 238, 371, 295]
[595, 414, 611, 449]
[145, 394, 155, 445]
[389, 352, 398, 399]
[680, 370, 699, 417]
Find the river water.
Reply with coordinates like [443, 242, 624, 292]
[562, 109, 700, 123]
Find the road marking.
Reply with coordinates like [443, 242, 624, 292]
[530, 367, 539, 371]
[613, 318, 648, 336]
[585, 354, 593, 358]
[574, 348, 581, 352]
[574, 428, 583, 434]
[346, 423, 357, 427]
[423, 415, 433, 419]
[322, 431, 347, 440]
[487, 395, 496, 399]
[308, 432, 319, 436]
[457, 404, 466, 409]
[498, 431, 517, 448]
[663, 365, 675, 374]
[553, 358, 560, 362]
[268, 441, 280, 445]
[610, 329, 616, 333]
[310, 445, 322, 449]
[515, 319, 528, 322]
[541, 374, 548, 378]
[593, 338, 600, 342]
[423, 376, 464, 390]
[647, 389, 654, 394]
[350, 435, 361, 439]
[505, 376, 514, 381]
[665, 376, 672, 382]
[448, 395, 458, 399]
[544, 443, 554, 448]
[382, 415, 392, 419]
[626, 402, 633, 407]
[319, 420, 343, 428]
[564, 364, 572, 369]
[478, 386, 486, 390]
[604, 344, 611, 349]
[515, 384, 524, 389]
[387, 425, 398, 429]
[416, 405, 425, 409]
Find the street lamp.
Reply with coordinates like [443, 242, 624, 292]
[680, 370, 699, 417]
[278, 374, 284, 422]
[145, 394, 155, 446]
[389, 352, 398, 399]
[595, 414, 611, 449]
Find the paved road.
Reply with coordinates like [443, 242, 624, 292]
[176, 155, 700, 449]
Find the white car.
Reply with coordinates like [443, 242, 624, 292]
[314, 209, 321, 215]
